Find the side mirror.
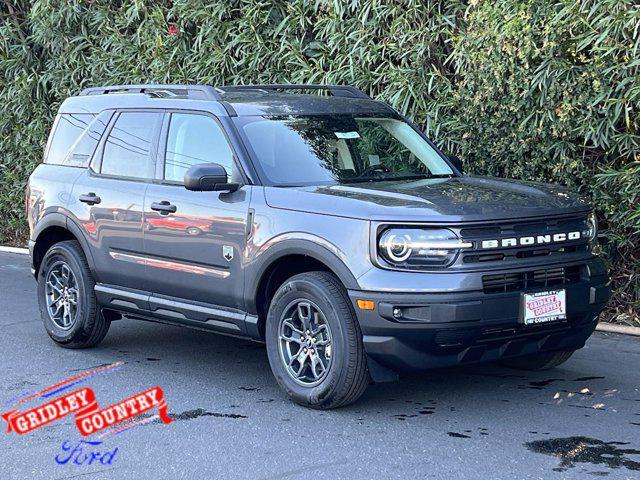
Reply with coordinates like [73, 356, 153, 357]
[448, 155, 463, 174]
[184, 163, 239, 192]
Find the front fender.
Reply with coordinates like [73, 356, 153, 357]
[244, 233, 361, 313]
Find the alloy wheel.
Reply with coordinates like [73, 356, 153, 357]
[45, 261, 79, 330]
[278, 299, 333, 386]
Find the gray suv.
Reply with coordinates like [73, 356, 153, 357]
[27, 84, 610, 408]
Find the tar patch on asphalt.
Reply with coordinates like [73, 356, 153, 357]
[138, 408, 248, 424]
[525, 436, 640, 472]
[527, 378, 564, 389]
[170, 408, 247, 420]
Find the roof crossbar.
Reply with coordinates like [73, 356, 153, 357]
[79, 84, 222, 101]
[216, 84, 371, 99]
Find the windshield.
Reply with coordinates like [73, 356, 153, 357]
[235, 115, 454, 186]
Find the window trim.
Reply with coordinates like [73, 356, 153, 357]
[155, 109, 247, 187]
[90, 109, 164, 183]
[43, 114, 62, 164]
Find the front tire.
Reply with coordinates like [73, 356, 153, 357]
[501, 350, 575, 370]
[37, 240, 110, 349]
[266, 271, 369, 409]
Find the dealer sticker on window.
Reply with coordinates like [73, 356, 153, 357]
[335, 131, 360, 139]
[522, 289, 566, 325]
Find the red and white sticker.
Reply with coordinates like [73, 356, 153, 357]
[523, 289, 566, 324]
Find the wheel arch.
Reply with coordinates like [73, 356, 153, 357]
[32, 214, 97, 278]
[246, 238, 360, 336]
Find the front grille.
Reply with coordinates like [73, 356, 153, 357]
[462, 244, 586, 264]
[482, 265, 582, 293]
[433, 322, 571, 349]
[434, 329, 477, 347]
[459, 215, 589, 265]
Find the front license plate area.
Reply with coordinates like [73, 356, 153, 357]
[521, 289, 567, 325]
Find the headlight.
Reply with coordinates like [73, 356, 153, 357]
[378, 228, 472, 269]
[583, 212, 598, 245]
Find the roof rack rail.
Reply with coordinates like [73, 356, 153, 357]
[217, 84, 371, 99]
[79, 84, 222, 101]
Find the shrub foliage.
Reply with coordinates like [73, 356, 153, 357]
[1, 0, 638, 323]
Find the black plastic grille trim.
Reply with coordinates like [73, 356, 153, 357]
[482, 266, 583, 294]
[459, 215, 589, 265]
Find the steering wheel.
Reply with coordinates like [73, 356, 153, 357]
[358, 164, 391, 177]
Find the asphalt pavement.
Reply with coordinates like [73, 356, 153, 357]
[0, 251, 638, 480]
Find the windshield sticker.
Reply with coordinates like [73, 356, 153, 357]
[335, 131, 360, 139]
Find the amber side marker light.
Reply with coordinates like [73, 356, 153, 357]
[357, 299, 375, 310]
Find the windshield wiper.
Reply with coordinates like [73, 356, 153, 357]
[427, 174, 455, 179]
[344, 177, 394, 184]
[345, 173, 454, 184]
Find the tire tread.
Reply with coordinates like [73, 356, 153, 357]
[39, 240, 110, 349]
[305, 271, 369, 409]
[267, 271, 369, 409]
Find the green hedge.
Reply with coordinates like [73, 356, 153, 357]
[1, 0, 638, 324]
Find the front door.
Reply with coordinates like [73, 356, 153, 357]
[142, 112, 251, 311]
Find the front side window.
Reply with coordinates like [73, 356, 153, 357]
[164, 113, 236, 183]
[235, 115, 454, 186]
[101, 112, 161, 179]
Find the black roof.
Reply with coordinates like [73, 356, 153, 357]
[219, 91, 394, 116]
[70, 83, 395, 117]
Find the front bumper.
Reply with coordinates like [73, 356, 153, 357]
[348, 260, 610, 373]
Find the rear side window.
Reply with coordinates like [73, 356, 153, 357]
[101, 112, 161, 179]
[45, 114, 94, 166]
[68, 111, 113, 167]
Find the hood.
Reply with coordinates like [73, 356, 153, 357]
[264, 176, 591, 222]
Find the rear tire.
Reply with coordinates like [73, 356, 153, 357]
[37, 240, 110, 349]
[501, 350, 575, 370]
[265, 271, 369, 409]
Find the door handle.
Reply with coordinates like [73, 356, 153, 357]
[150, 201, 177, 215]
[79, 193, 101, 205]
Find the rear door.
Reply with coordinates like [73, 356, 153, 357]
[70, 110, 163, 291]
[142, 111, 251, 312]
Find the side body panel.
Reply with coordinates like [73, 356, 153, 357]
[243, 187, 371, 314]
[68, 169, 148, 289]
[28, 164, 85, 240]
[143, 184, 252, 309]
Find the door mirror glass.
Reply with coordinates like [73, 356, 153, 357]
[448, 155, 463, 173]
[184, 163, 238, 192]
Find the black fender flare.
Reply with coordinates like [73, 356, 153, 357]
[244, 235, 360, 314]
[32, 212, 98, 279]
[32, 211, 67, 240]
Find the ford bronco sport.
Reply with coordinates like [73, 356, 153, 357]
[27, 84, 610, 408]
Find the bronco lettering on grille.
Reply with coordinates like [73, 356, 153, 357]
[481, 231, 581, 249]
